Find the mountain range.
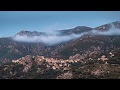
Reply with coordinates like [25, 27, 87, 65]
[0, 21, 120, 64]
[0, 21, 120, 79]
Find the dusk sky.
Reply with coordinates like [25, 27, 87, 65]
[0, 11, 120, 37]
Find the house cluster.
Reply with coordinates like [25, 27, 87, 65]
[97, 52, 115, 61]
[12, 54, 82, 71]
[97, 55, 108, 61]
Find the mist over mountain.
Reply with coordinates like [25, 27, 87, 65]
[1, 9, 120, 79]
[11, 26, 92, 45]
[0, 21, 119, 63]
[11, 21, 120, 46]
[12, 33, 83, 45]
[92, 21, 120, 35]
[1, 21, 120, 79]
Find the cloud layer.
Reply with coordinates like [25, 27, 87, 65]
[12, 33, 83, 45]
[91, 29, 120, 36]
[91, 24, 120, 35]
[12, 24, 120, 45]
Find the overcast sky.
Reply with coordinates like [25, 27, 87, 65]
[0, 11, 120, 37]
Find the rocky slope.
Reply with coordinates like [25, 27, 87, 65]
[0, 21, 120, 65]
[0, 25, 93, 64]
[1, 21, 120, 79]
[0, 50, 120, 79]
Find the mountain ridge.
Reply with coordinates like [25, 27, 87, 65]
[0, 21, 120, 64]
[1, 21, 120, 78]
[12, 21, 120, 37]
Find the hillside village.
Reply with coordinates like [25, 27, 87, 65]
[0, 21, 120, 79]
[0, 50, 117, 79]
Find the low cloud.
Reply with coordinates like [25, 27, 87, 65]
[91, 29, 120, 35]
[91, 23, 120, 35]
[12, 33, 83, 45]
[12, 24, 120, 45]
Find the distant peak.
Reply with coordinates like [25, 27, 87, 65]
[112, 21, 120, 23]
[18, 30, 38, 33]
[17, 30, 32, 35]
[94, 21, 120, 31]
[74, 26, 92, 30]
[16, 30, 46, 36]
[75, 26, 91, 28]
